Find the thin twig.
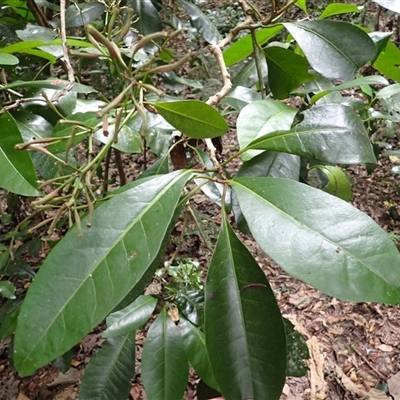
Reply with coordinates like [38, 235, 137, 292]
[350, 345, 387, 381]
[52, 0, 75, 103]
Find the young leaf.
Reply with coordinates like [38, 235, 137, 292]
[0, 112, 40, 196]
[79, 332, 136, 400]
[237, 99, 297, 161]
[129, 0, 163, 35]
[223, 26, 283, 67]
[150, 100, 228, 139]
[0, 53, 19, 65]
[374, 41, 400, 82]
[179, 317, 218, 390]
[14, 170, 191, 377]
[264, 46, 315, 99]
[232, 177, 400, 303]
[284, 20, 376, 80]
[141, 309, 189, 400]
[103, 295, 157, 338]
[319, 3, 359, 19]
[179, 0, 221, 45]
[245, 104, 376, 165]
[205, 215, 286, 400]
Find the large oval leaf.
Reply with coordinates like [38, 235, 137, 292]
[13, 170, 191, 376]
[237, 99, 297, 161]
[232, 177, 400, 303]
[141, 309, 188, 400]
[284, 20, 376, 80]
[204, 216, 286, 400]
[129, 0, 163, 35]
[65, 1, 105, 28]
[180, 0, 221, 45]
[179, 317, 218, 390]
[245, 104, 376, 164]
[0, 112, 40, 196]
[79, 332, 136, 400]
[151, 100, 228, 139]
[264, 46, 315, 99]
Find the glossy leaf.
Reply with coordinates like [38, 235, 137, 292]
[0, 112, 40, 196]
[264, 46, 315, 99]
[284, 21, 376, 80]
[308, 165, 352, 202]
[141, 309, 188, 400]
[232, 177, 400, 303]
[283, 318, 309, 377]
[375, 83, 400, 99]
[129, 0, 163, 35]
[150, 101, 228, 139]
[319, 3, 359, 19]
[205, 216, 286, 400]
[179, 317, 218, 390]
[369, 31, 392, 61]
[79, 332, 136, 400]
[231, 57, 268, 88]
[223, 26, 283, 67]
[220, 86, 261, 111]
[14, 171, 191, 376]
[311, 75, 388, 104]
[0, 281, 16, 299]
[246, 104, 376, 165]
[180, 0, 221, 45]
[237, 100, 297, 161]
[103, 295, 157, 338]
[65, 1, 105, 28]
[175, 290, 204, 327]
[373, 0, 400, 13]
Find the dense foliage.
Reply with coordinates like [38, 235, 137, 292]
[1, 0, 400, 399]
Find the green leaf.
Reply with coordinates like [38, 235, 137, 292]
[150, 100, 228, 139]
[231, 57, 268, 88]
[232, 177, 400, 303]
[141, 309, 189, 400]
[0, 281, 16, 299]
[0, 112, 40, 196]
[129, 0, 163, 35]
[13, 170, 191, 377]
[179, 0, 221, 45]
[373, 0, 400, 13]
[94, 125, 143, 154]
[319, 3, 359, 19]
[175, 290, 204, 327]
[295, 0, 307, 12]
[283, 318, 309, 377]
[223, 26, 283, 67]
[284, 21, 376, 80]
[103, 295, 157, 338]
[0, 53, 19, 65]
[375, 83, 400, 99]
[79, 332, 136, 400]
[179, 317, 218, 390]
[237, 100, 297, 161]
[0, 304, 21, 340]
[369, 31, 393, 61]
[245, 104, 376, 165]
[310, 75, 388, 104]
[374, 41, 400, 82]
[65, 1, 105, 28]
[220, 86, 262, 111]
[205, 216, 286, 399]
[264, 46, 315, 99]
[308, 165, 352, 201]
[0, 40, 46, 54]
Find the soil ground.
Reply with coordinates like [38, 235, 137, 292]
[1, 1, 400, 399]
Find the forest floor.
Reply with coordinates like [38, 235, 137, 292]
[1, 1, 400, 400]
